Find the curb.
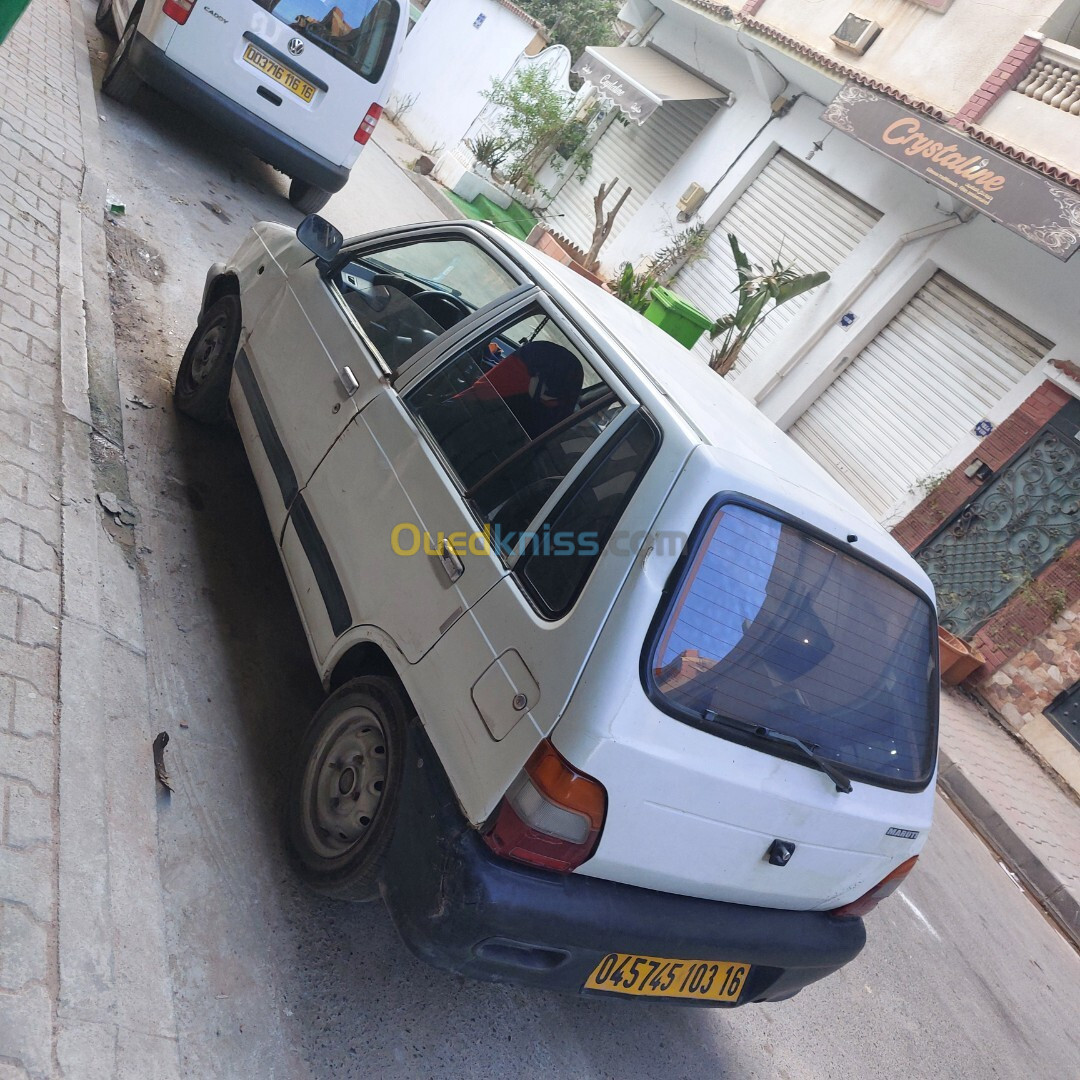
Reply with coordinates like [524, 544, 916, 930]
[54, 2, 182, 1075]
[404, 168, 465, 221]
[938, 750, 1080, 951]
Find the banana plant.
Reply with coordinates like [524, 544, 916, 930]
[708, 235, 829, 376]
[609, 262, 659, 313]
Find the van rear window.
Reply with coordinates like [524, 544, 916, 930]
[259, 0, 400, 82]
[647, 502, 937, 788]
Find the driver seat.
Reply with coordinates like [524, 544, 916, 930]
[456, 341, 584, 439]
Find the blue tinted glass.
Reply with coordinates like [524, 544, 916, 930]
[653, 505, 935, 783]
[260, 0, 399, 81]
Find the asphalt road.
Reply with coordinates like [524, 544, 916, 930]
[84, 11, 1080, 1077]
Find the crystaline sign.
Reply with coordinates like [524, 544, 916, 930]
[824, 83, 1080, 260]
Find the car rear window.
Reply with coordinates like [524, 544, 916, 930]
[258, 0, 400, 82]
[647, 502, 937, 788]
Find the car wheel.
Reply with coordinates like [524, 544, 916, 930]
[94, 0, 118, 39]
[286, 677, 407, 902]
[174, 294, 242, 424]
[101, 7, 143, 105]
[289, 178, 332, 215]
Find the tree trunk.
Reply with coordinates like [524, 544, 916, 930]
[709, 335, 746, 377]
[584, 178, 632, 272]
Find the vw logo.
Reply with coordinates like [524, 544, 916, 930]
[287, 37, 305, 56]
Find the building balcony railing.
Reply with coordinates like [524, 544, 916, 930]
[1014, 40, 1080, 115]
[976, 38, 1080, 175]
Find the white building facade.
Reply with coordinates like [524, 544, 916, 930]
[390, 0, 549, 153]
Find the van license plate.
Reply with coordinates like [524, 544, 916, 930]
[584, 952, 750, 1002]
[243, 43, 316, 103]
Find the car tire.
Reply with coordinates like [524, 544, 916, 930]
[289, 178, 332, 215]
[174, 294, 242, 424]
[95, 0, 118, 39]
[286, 677, 408, 902]
[101, 7, 143, 105]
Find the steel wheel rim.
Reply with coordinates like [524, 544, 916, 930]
[301, 705, 389, 861]
[189, 313, 229, 385]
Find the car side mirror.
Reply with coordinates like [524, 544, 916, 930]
[296, 214, 343, 265]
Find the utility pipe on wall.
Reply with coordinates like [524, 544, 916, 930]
[753, 208, 974, 405]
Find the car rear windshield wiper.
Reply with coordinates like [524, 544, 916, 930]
[702, 711, 853, 794]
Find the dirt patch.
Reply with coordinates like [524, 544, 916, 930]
[106, 220, 168, 283]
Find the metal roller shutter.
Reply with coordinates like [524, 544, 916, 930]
[544, 98, 719, 256]
[788, 273, 1051, 519]
[675, 151, 881, 377]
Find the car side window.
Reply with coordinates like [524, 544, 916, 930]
[516, 412, 659, 617]
[332, 237, 519, 372]
[404, 306, 625, 545]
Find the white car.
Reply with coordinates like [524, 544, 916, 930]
[176, 215, 940, 1006]
[96, 0, 406, 212]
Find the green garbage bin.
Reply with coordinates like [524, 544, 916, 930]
[0, 0, 31, 45]
[642, 286, 713, 349]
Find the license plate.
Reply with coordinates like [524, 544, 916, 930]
[584, 952, 750, 1003]
[243, 43, 316, 103]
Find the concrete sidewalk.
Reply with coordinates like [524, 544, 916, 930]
[0, 1, 179, 1077]
[938, 688, 1080, 949]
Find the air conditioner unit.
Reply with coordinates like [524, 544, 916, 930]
[831, 14, 882, 55]
[676, 182, 707, 217]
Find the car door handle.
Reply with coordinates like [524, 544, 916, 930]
[436, 537, 464, 583]
[340, 365, 359, 396]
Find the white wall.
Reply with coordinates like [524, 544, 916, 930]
[596, 0, 1080, 524]
[389, 0, 540, 153]
[743, 0, 1060, 115]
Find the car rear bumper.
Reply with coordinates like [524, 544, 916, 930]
[127, 34, 350, 193]
[379, 726, 867, 1006]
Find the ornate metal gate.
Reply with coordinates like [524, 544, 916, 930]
[916, 399, 1080, 638]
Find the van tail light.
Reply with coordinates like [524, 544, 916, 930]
[483, 740, 606, 873]
[829, 856, 919, 918]
[162, 0, 195, 24]
[354, 104, 383, 144]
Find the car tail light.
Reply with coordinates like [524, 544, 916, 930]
[829, 856, 919, 917]
[483, 740, 606, 872]
[162, 0, 195, 24]
[354, 104, 383, 144]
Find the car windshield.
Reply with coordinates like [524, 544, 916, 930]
[648, 503, 937, 787]
[256, 0, 399, 82]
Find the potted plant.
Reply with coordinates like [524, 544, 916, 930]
[708, 235, 829, 376]
[937, 626, 985, 685]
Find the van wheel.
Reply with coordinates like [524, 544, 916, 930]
[286, 677, 407, 902]
[174, 295, 241, 424]
[289, 178, 332, 215]
[95, 0, 118, 39]
[101, 9, 143, 105]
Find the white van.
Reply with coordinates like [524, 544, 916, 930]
[176, 216, 940, 1005]
[95, 0, 407, 212]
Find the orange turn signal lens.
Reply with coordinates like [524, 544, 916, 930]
[830, 856, 919, 918]
[483, 740, 607, 872]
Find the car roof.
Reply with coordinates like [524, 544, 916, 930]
[464, 225, 932, 596]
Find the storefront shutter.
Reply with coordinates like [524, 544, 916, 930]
[543, 99, 718, 256]
[674, 151, 880, 377]
[787, 273, 1050, 519]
